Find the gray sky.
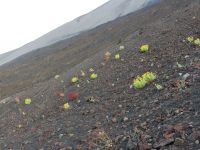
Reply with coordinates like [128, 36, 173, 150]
[0, 0, 109, 54]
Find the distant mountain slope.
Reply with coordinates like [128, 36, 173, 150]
[0, 0, 156, 66]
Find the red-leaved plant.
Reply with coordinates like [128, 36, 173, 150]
[67, 91, 79, 100]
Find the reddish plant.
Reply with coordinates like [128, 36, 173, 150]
[67, 91, 79, 100]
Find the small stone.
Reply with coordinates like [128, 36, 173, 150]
[185, 55, 189, 58]
[174, 138, 184, 146]
[182, 73, 190, 80]
[118, 104, 122, 108]
[153, 138, 174, 148]
[195, 140, 199, 145]
[66, 146, 73, 150]
[112, 117, 117, 123]
[69, 134, 74, 137]
[126, 139, 138, 150]
[123, 117, 129, 122]
[59, 134, 64, 139]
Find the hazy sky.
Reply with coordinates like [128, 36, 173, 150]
[0, 0, 109, 54]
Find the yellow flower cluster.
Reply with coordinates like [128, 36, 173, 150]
[133, 72, 156, 89]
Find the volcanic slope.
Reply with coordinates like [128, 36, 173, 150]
[0, 0, 200, 149]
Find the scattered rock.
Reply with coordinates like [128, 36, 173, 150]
[59, 134, 64, 139]
[112, 117, 117, 123]
[195, 140, 199, 145]
[126, 138, 138, 150]
[182, 73, 190, 80]
[153, 138, 174, 148]
[174, 138, 184, 146]
[123, 117, 129, 122]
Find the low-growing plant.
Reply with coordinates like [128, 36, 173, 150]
[133, 72, 156, 89]
[186, 36, 194, 42]
[119, 45, 125, 50]
[67, 91, 79, 100]
[133, 76, 147, 89]
[87, 129, 113, 150]
[115, 53, 120, 59]
[90, 73, 98, 79]
[71, 76, 78, 83]
[155, 83, 163, 90]
[63, 102, 70, 109]
[194, 38, 200, 45]
[142, 72, 156, 82]
[140, 44, 149, 53]
[24, 98, 31, 105]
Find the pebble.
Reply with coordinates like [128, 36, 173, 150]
[153, 138, 174, 148]
[182, 73, 190, 80]
[112, 117, 117, 123]
[118, 104, 122, 108]
[195, 140, 199, 145]
[59, 134, 64, 139]
[123, 117, 129, 122]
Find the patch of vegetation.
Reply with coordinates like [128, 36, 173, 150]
[87, 129, 113, 150]
[140, 44, 149, 53]
[133, 72, 156, 89]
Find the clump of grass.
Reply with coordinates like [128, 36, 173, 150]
[87, 129, 113, 150]
[133, 72, 156, 89]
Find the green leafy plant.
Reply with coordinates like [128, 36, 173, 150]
[24, 98, 31, 105]
[142, 72, 156, 82]
[155, 84, 163, 90]
[63, 102, 70, 109]
[115, 53, 120, 59]
[194, 38, 200, 45]
[140, 44, 149, 53]
[186, 36, 194, 42]
[133, 76, 147, 89]
[90, 73, 98, 79]
[71, 76, 78, 83]
[133, 72, 156, 89]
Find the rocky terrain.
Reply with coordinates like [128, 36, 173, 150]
[0, 0, 200, 149]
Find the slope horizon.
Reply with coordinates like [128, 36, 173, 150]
[0, 0, 157, 66]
